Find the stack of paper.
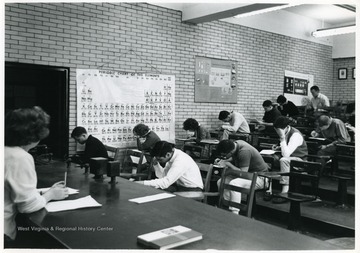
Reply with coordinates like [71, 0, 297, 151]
[259, 150, 277, 155]
[45, 195, 102, 212]
[129, 193, 176, 204]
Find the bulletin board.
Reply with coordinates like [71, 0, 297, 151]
[194, 56, 238, 103]
[76, 69, 175, 148]
[283, 70, 314, 106]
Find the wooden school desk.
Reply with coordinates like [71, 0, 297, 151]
[26, 166, 338, 250]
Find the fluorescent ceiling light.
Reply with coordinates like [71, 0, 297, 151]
[234, 4, 300, 18]
[312, 25, 356, 37]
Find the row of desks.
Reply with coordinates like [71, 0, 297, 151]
[26, 163, 338, 250]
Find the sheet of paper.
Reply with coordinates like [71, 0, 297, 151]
[131, 149, 142, 153]
[37, 187, 79, 195]
[130, 155, 147, 164]
[200, 139, 219, 144]
[45, 195, 102, 212]
[129, 193, 176, 204]
[260, 149, 276, 155]
[308, 137, 326, 141]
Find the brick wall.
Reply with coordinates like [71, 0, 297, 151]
[5, 2, 338, 154]
[333, 57, 356, 102]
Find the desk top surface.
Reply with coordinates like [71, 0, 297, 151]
[29, 164, 338, 250]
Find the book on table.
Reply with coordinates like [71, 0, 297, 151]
[137, 225, 203, 249]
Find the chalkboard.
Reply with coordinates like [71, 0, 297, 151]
[194, 57, 237, 103]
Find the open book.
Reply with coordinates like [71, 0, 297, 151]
[137, 225, 202, 249]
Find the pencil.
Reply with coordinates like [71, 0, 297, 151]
[64, 171, 67, 187]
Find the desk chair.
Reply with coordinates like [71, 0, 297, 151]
[330, 144, 355, 208]
[174, 163, 219, 204]
[66, 151, 89, 172]
[121, 149, 153, 181]
[273, 160, 322, 230]
[183, 143, 204, 161]
[89, 157, 108, 179]
[29, 144, 53, 165]
[256, 137, 279, 151]
[218, 168, 258, 218]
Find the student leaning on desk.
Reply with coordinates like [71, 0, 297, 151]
[133, 123, 161, 152]
[4, 106, 69, 248]
[135, 141, 204, 193]
[310, 115, 350, 159]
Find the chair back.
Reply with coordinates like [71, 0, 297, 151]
[336, 144, 355, 158]
[289, 160, 322, 196]
[218, 168, 258, 217]
[104, 145, 122, 161]
[196, 162, 214, 193]
[305, 141, 320, 155]
[121, 149, 152, 179]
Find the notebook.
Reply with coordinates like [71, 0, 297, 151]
[137, 225, 202, 249]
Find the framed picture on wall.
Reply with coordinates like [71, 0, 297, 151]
[338, 68, 347, 80]
[352, 68, 355, 79]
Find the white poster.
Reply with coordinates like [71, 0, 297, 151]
[76, 69, 175, 148]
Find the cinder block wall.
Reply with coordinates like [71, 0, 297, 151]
[333, 57, 356, 102]
[5, 2, 336, 154]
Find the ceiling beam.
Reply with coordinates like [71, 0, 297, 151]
[182, 3, 286, 24]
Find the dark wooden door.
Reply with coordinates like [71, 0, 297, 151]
[5, 62, 69, 159]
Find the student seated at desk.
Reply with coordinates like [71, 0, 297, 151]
[215, 140, 269, 214]
[135, 141, 204, 193]
[4, 107, 69, 247]
[182, 118, 210, 143]
[261, 100, 282, 126]
[70, 126, 108, 179]
[270, 116, 308, 204]
[308, 85, 330, 111]
[276, 95, 299, 120]
[311, 115, 350, 165]
[133, 123, 161, 152]
[218, 110, 250, 140]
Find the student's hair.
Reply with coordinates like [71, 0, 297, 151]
[310, 85, 320, 92]
[133, 123, 150, 136]
[71, 126, 87, 138]
[273, 116, 291, 129]
[276, 95, 287, 104]
[317, 115, 331, 127]
[5, 106, 50, 146]
[150, 141, 175, 157]
[218, 111, 230, 120]
[262, 100, 273, 107]
[183, 118, 199, 131]
[216, 140, 235, 155]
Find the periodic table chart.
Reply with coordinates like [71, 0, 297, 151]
[76, 69, 175, 148]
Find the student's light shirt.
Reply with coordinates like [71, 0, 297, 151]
[222, 112, 250, 133]
[280, 130, 304, 158]
[5, 146, 47, 240]
[143, 149, 204, 190]
[311, 93, 330, 110]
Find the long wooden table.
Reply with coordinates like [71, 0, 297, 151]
[26, 162, 339, 250]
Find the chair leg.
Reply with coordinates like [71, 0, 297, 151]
[288, 201, 302, 231]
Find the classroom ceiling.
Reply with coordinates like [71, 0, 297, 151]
[282, 4, 355, 26]
[179, 3, 356, 27]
